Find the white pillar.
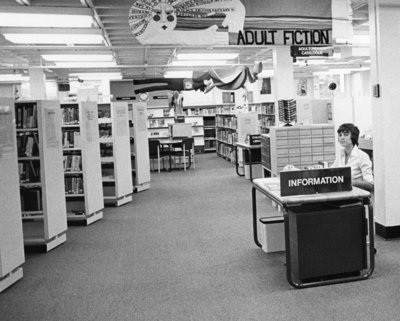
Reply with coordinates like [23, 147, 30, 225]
[369, 0, 400, 238]
[272, 47, 294, 100]
[29, 68, 46, 100]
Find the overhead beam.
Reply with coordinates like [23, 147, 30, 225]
[0, 5, 93, 15]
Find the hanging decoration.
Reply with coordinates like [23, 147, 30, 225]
[128, 0, 346, 46]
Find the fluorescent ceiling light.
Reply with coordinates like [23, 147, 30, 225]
[54, 61, 117, 68]
[42, 54, 114, 62]
[69, 72, 122, 80]
[170, 60, 228, 66]
[164, 71, 193, 78]
[176, 53, 238, 60]
[3, 34, 104, 44]
[0, 13, 94, 28]
[0, 74, 29, 82]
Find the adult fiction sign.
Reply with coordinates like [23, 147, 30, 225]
[280, 167, 352, 197]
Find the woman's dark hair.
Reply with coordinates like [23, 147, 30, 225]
[337, 123, 360, 146]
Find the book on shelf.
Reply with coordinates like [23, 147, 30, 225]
[16, 103, 38, 129]
[17, 132, 39, 157]
[20, 188, 42, 211]
[62, 106, 79, 125]
[64, 177, 84, 194]
[64, 154, 82, 172]
[62, 130, 81, 148]
[18, 160, 41, 183]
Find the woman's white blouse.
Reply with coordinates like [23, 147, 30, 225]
[331, 145, 374, 184]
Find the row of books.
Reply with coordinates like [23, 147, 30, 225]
[63, 130, 81, 149]
[259, 117, 275, 127]
[248, 102, 275, 114]
[61, 106, 79, 125]
[16, 103, 38, 129]
[217, 144, 235, 161]
[216, 116, 237, 129]
[204, 118, 216, 127]
[100, 143, 113, 157]
[148, 118, 169, 128]
[17, 132, 39, 157]
[20, 188, 42, 212]
[18, 160, 41, 183]
[184, 108, 216, 116]
[63, 154, 82, 172]
[99, 126, 112, 138]
[217, 131, 237, 144]
[65, 177, 84, 195]
[204, 140, 216, 150]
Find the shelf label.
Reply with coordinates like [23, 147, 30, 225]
[280, 167, 352, 196]
[45, 108, 60, 149]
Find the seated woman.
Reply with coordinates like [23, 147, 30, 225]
[331, 123, 374, 192]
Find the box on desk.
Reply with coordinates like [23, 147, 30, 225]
[245, 164, 263, 180]
[259, 216, 285, 253]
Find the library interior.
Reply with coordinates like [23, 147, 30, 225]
[1, 0, 400, 320]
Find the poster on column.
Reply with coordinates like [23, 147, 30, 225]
[128, 0, 341, 46]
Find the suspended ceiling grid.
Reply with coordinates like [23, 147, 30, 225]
[0, 0, 370, 80]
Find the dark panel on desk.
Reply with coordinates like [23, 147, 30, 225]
[288, 204, 367, 281]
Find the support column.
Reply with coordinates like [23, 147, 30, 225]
[273, 46, 294, 100]
[29, 68, 46, 100]
[369, 0, 400, 238]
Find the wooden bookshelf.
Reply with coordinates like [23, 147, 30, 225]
[98, 102, 133, 206]
[15, 100, 67, 252]
[61, 102, 104, 225]
[0, 98, 25, 292]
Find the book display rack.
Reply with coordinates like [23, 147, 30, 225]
[0, 98, 25, 292]
[98, 102, 133, 206]
[15, 100, 67, 252]
[61, 102, 104, 225]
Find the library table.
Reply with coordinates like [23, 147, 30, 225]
[234, 142, 261, 181]
[160, 138, 182, 171]
[252, 177, 375, 288]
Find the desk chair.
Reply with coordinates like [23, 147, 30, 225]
[148, 140, 162, 173]
[172, 137, 195, 171]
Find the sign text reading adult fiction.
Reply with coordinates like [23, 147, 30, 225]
[237, 29, 331, 46]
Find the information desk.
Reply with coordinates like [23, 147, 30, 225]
[252, 177, 374, 288]
[234, 142, 262, 181]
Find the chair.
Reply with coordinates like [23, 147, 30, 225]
[148, 140, 162, 173]
[172, 137, 195, 171]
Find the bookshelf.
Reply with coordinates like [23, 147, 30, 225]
[15, 100, 67, 252]
[61, 102, 104, 225]
[129, 102, 150, 192]
[216, 112, 260, 164]
[0, 98, 24, 292]
[98, 102, 133, 206]
[184, 115, 204, 152]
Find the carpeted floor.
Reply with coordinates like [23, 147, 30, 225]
[1, 153, 400, 321]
